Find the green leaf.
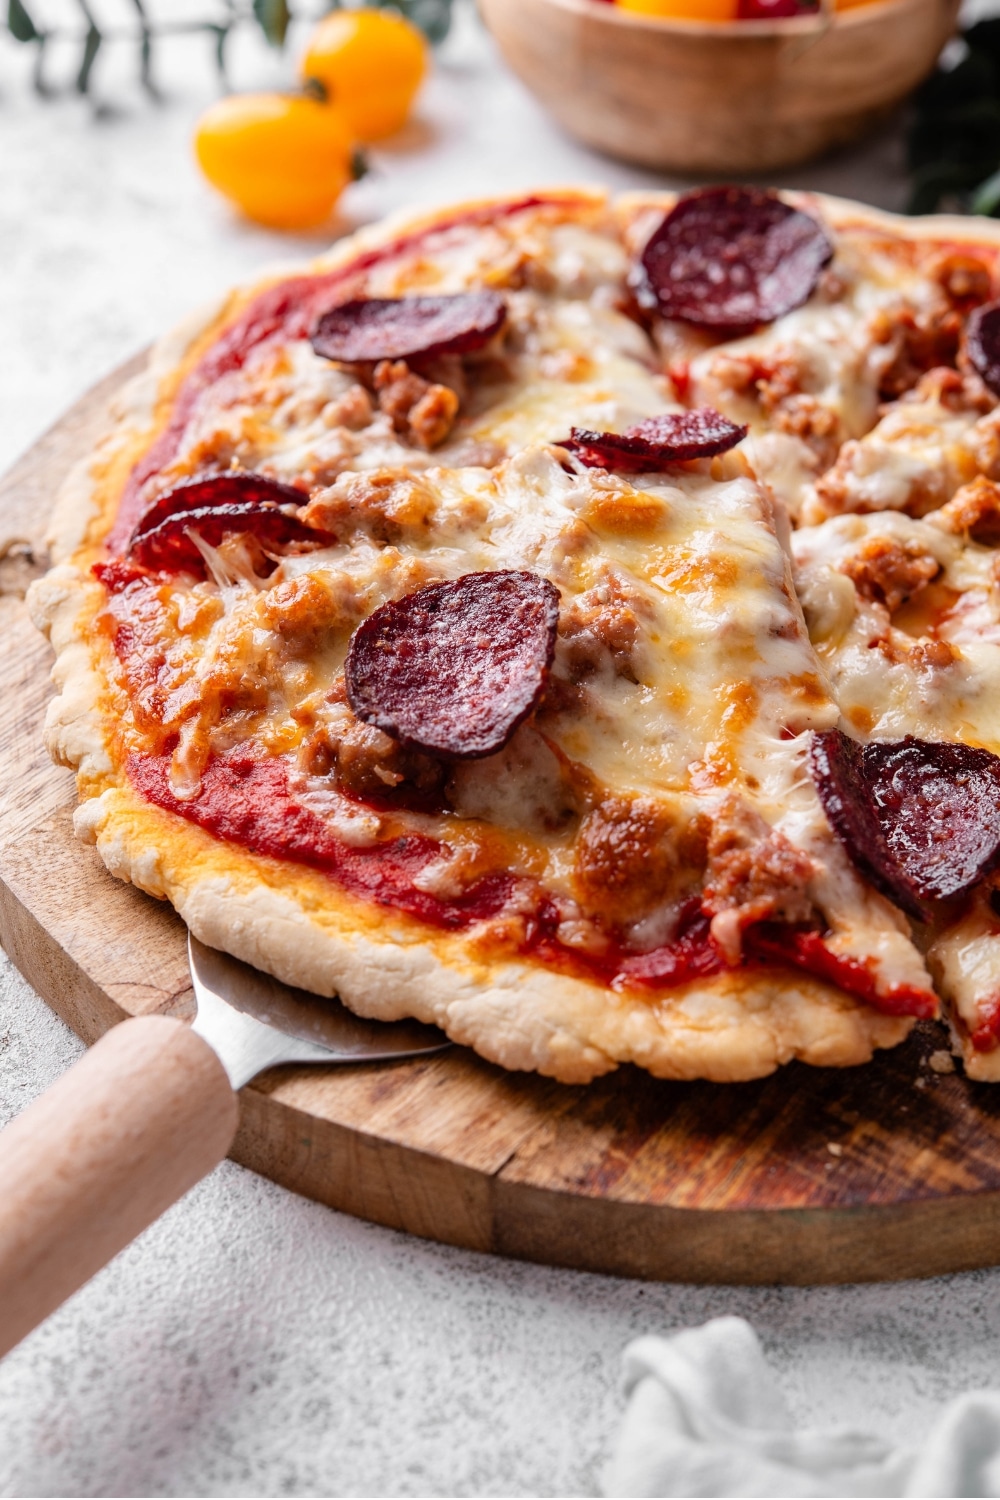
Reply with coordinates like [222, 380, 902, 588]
[31, 30, 54, 95]
[76, 23, 101, 93]
[971, 166, 1000, 217]
[7, 0, 39, 43]
[205, 22, 232, 83]
[253, 0, 290, 48]
[395, 0, 453, 44]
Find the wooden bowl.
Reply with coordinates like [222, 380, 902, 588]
[478, 0, 959, 174]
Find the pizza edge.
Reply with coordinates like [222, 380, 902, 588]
[32, 187, 993, 1085]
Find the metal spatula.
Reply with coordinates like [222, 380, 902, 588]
[0, 934, 450, 1360]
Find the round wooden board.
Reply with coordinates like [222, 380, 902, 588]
[7, 361, 1000, 1287]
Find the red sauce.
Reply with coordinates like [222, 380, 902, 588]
[125, 746, 937, 1016]
[971, 996, 1000, 1052]
[744, 924, 938, 1020]
[107, 194, 560, 552]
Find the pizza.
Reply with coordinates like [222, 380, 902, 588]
[27, 186, 1000, 1085]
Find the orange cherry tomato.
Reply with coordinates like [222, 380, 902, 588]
[300, 9, 428, 142]
[617, 0, 737, 18]
[194, 93, 357, 230]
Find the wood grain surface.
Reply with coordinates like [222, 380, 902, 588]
[479, 0, 959, 175]
[5, 362, 1000, 1286]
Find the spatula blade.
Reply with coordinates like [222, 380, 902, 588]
[188, 934, 450, 1062]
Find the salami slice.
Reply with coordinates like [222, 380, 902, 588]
[346, 570, 559, 759]
[130, 501, 333, 574]
[809, 730, 926, 921]
[810, 729, 1000, 918]
[967, 300, 1000, 395]
[560, 409, 747, 472]
[865, 737, 1000, 901]
[128, 472, 308, 553]
[637, 186, 833, 328]
[311, 292, 507, 365]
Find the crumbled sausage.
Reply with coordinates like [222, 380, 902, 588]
[839, 535, 941, 613]
[558, 571, 649, 681]
[905, 367, 995, 415]
[708, 349, 805, 411]
[703, 348, 839, 461]
[929, 250, 993, 314]
[906, 636, 958, 671]
[871, 303, 963, 401]
[374, 359, 459, 449]
[573, 795, 686, 925]
[300, 680, 446, 807]
[701, 795, 816, 963]
[934, 475, 1000, 545]
[259, 571, 362, 650]
[301, 469, 437, 544]
[770, 394, 841, 466]
[322, 384, 374, 431]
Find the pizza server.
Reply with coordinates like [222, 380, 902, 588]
[0, 935, 449, 1359]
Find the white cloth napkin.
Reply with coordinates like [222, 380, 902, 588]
[602, 1316, 1000, 1498]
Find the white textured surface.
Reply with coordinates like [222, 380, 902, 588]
[3, 8, 1000, 1496]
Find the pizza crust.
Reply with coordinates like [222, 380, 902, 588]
[33, 187, 990, 1085]
[68, 777, 910, 1086]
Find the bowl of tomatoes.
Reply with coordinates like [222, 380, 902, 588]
[478, 0, 959, 173]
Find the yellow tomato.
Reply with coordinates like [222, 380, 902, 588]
[301, 9, 428, 142]
[194, 93, 357, 230]
[618, 0, 736, 17]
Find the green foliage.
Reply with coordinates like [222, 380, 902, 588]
[4, 0, 454, 100]
[7, 0, 38, 43]
[907, 21, 1000, 216]
[253, 0, 292, 48]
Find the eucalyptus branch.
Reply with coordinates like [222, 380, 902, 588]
[4, 0, 454, 100]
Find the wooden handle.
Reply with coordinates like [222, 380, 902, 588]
[0, 1014, 238, 1359]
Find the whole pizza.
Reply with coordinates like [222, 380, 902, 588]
[29, 186, 1000, 1084]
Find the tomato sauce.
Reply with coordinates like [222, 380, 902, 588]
[971, 997, 1000, 1052]
[125, 746, 937, 1016]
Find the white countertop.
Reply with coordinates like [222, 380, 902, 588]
[2, 7, 1000, 1494]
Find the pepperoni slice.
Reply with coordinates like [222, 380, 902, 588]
[311, 292, 507, 365]
[810, 729, 1000, 919]
[346, 571, 559, 759]
[130, 501, 333, 574]
[129, 472, 308, 550]
[966, 300, 1000, 395]
[560, 408, 747, 472]
[637, 186, 833, 328]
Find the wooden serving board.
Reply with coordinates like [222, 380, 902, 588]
[6, 362, 1000, 1287]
